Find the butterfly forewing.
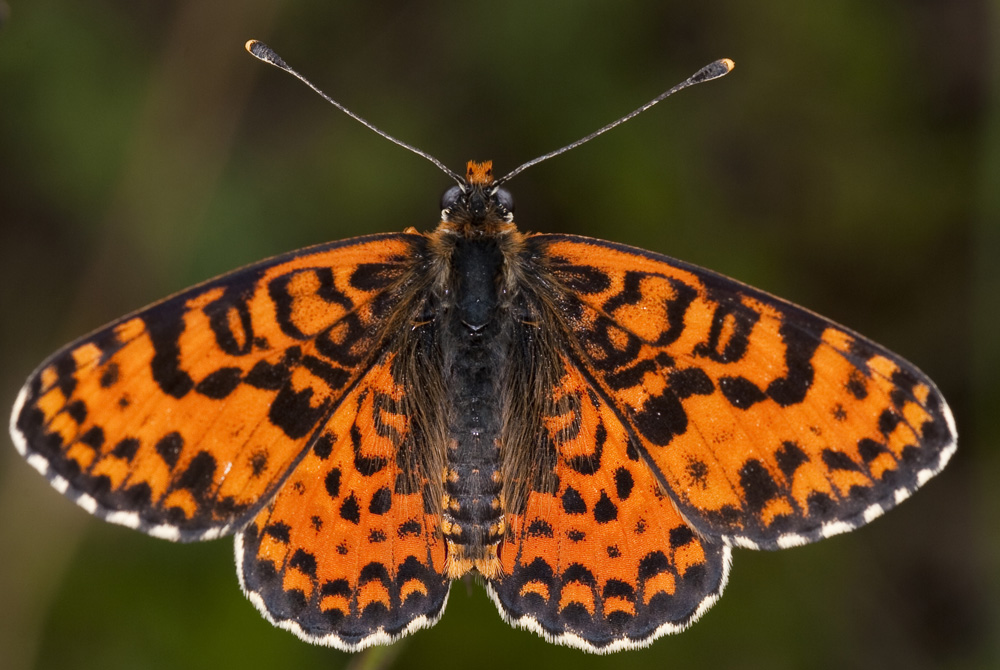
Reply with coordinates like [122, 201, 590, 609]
[532, 234, 956, 550]
[11, 233, 426, 540]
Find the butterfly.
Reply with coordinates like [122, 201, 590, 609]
[9, 41, 956, 653]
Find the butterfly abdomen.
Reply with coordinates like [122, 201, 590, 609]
[439, 236, 508, 578]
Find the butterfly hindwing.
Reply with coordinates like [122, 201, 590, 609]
[532, 234, 956, 550]
[490, 354, 730, 652]
[11, 233, 425, 540]
[238, 351, 450, 650]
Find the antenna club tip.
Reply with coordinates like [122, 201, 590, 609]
[245, 39, 271, 59]
[245, 39, 288, 70]
[690, 58, 735, 84]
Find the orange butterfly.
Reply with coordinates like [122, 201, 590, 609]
[9, 42, 955, 652]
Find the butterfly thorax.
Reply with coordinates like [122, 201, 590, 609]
[430, 161, 524, 579]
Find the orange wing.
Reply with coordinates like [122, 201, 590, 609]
[530, 234, 956, 550]
[490, 354, 729, 652]
[238, 351, 449, 650]
[10, 233, 425, 541]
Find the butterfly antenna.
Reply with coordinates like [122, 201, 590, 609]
[246, 40, 463, 184]
[497, 58, 734, 185]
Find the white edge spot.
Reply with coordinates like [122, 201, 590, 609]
[481, 546, 732, 654]
[9, 385, 30, 456]
[727, 535, 764, 550]
[148, 524, 182, 541]
[942, 398, 958, 447]
[818, 520, 852, 539]
[198, 526, 228, 541]
[775, 533, 808, 549]
[233, 531, 452, 651]
[105, 510, 143, 529]
[862, 503, 885, 524]
[77, 493, 98, 514]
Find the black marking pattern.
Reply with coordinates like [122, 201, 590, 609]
[10, 188, 954, 656]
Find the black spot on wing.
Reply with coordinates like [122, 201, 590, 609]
[775, 441, 808, 479]
[593, 491, 618, 523]
[669, 525, 695, 548]
[99, 363, 119, 388]
[325, 468, 342, 499]
[602, 578, 634, 599]
[527, 519, 554, 538]
[175, 451, 217, 498]
[196, 367, 243, 399]
[269, 385, 329, 440]
[858, 438, 888, 463]
[846, 370, 868, 399]
[289, 549, 317, 578]
[738, 459, 780, 513]
[614, 467, 634, 500]
[765, 320, 821, 406]
[632, 389, 687, 446]
[112, 437, 140, 460]
[670, 368, 715, 398]
[155, 432, 184, 469]
[249, 451, 268, 477]
[79, 426, 104, 449]
[65, 400, 87, 424]
[693, 299, 759, 363]
[561, 487, 587, 514]
[245, 359, 289, 391]
[53, 354, 78, 398]
[265, 521, 291, 543]
[878, 409, 902, 435]
[719, 376, 767, 409]
[637, 551, 669, 580]
[340, 493, 361, 524]
[822, 449, 862, 472]
[369, 487, 392, 514]
[144, 307, 194, 399]
[313, 434, 334, 459]
[398, 519, 421, 537]
[203, 288, 255, 356]
[686, 459, 709, 487]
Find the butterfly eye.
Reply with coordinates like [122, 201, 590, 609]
[440, 185, 463, 211]
[496, 187, 515, 215]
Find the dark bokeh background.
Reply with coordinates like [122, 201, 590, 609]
[1, 2, 996, 669]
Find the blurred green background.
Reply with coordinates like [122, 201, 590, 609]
[0, 1, 995, 669]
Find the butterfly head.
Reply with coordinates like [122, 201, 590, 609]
[440, 160, 515, 230]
